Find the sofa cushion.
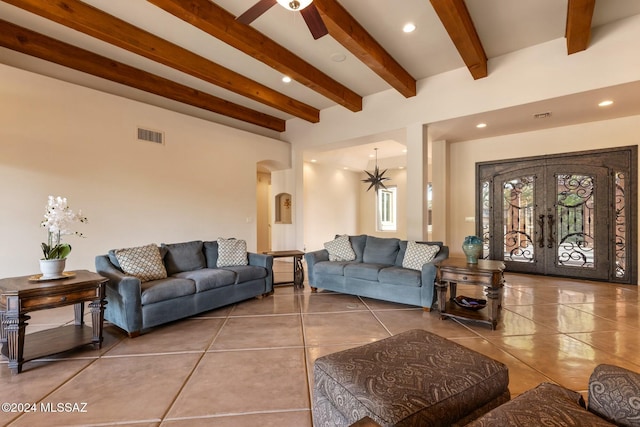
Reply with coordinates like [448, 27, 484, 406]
[466, 382, 614, 427]
[140, 277, 196, 305]
[363, 236, 400, 265]
[203, 241, 219, 268]
[314, 261, 350, 276]
[344, 263, 386, 281]
[173, 268, 236, 292]
[217, 238, 249, 267]
[378, 266, 422, 287]
[162, 240, 206, 275]
[114, 244, 168, 282]
[324, 235, 356, 262]
[221, 265, 268, 283]
[348, 235, 368, 263]
[402, 241, 440, 271]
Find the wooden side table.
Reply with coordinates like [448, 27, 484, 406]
[436, 259, 505, 330]
[0, 270, 107, 374]
[263, 250, 305, 288]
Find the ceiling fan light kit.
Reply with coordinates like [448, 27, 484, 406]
[276, 0, 313, 11]
[238, 0, 328, 39]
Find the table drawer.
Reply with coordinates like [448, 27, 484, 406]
[21, 287, 100, 311]
[440, 270, 490, 284]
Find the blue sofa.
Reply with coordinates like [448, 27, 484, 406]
[95, 240, 273, 337]
[305, 235, 448, 310]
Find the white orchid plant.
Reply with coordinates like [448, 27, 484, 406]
[40, 195, 88, 260]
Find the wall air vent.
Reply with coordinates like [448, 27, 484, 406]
[137, 127, 164, 144]
[533, 112, 552, 119]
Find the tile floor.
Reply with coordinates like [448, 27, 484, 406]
[1, 262, 638, 426]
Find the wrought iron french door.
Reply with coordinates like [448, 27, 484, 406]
[477, 147, 636, 284]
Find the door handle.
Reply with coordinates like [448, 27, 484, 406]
[547, 214, 555, 248]
[537, 214, 545, 248]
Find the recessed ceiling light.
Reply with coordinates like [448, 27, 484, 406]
[476, 123, 487, 128]
[598, 100, 614, 107]
[403, 23, 416, 33]
[310, 159, 317, 163]
[282, 76, 292, 83]
[330, 53, 346, 62]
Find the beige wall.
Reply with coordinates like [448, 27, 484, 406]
[303, 162, 360, 252]
[0, 64, 290, 277]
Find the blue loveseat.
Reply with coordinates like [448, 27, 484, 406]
[305, 235, 448, 310]
[95, 239, 273, 336]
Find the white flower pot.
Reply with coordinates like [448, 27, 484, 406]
[39, 258, 66, 279]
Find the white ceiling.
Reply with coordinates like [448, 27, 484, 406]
[2, 0, 640, 169]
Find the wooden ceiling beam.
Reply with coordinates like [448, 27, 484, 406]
[312, 0, 417, 98]
[430, 0, 487, 80]
[147, 0, 362, 112]
[0, 19, 285, 132]
[2, 0, 318, 123]
[565, 0, 595, 54]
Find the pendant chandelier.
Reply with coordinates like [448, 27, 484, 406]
[362, 148, 391, 192]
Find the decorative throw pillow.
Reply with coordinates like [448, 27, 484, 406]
[402, 241, 440, 271]
[217, 238, 248, 267]
[324, 234, 356, 262]
[114, 244, 167, 282]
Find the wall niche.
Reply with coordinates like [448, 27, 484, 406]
[275, 192, 292, 224]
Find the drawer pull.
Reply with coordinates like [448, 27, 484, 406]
[60, 296, 67, 302]
[462, 276, 468, 280]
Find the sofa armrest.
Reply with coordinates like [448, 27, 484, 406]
[419, 246, 449, 309]
[248, 252, 274, 292]
[432, 245, 449, 264]
[304, 249, 329, 285]
[587, 364, 640, 425]
[95, 254, 143, 334]
[422, 245, 449, 286]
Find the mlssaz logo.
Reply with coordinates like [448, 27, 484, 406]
[40, 402, 88, 413]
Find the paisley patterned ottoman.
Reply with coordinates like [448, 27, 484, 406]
[312, 329, 510, 427]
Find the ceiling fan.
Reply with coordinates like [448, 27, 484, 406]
[236, 0, 329, 40]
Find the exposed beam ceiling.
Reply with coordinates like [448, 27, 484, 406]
[313, 0, 416, 98]
[1, 0, 319, 123]
[429, 0, 487, 80]
[147, 0, 363, 112]
[566, 0, 596, 54]
[1, 0, 637, 136]
[0, 19, 286, 131]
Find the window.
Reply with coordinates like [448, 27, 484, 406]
[377, 186, 397, 231]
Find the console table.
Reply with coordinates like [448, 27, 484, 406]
[263, 250, 305, 288]
[0, 270, 107, 374]
[436, 258, 505, 330]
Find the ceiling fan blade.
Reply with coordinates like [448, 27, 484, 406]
[236, 0, 277, 24]
[300, 4, 329, 39]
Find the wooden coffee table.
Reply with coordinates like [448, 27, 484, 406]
[436, 258, 505, 330]
[0, 270, 107, 374]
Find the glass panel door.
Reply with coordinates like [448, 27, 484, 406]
[478, 146, 636, 283]
[544, 167, 609, 280]
[503, 175, 536, 263]
[491, 168, 544, 274]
